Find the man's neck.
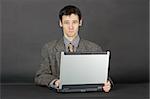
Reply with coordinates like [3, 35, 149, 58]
[64, 35, 77, 42]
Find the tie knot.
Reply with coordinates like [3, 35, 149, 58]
[68, 43, 74, 52]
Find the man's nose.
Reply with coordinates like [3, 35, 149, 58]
[69, 24, 73, 29]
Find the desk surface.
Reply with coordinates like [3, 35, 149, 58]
[1, 83, 149, 99]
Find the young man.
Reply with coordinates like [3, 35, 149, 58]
[35, 5, 113, 92]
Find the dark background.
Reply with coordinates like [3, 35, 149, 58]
[1, 0, 149, 84]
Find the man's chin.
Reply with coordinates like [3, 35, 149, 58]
[67, 34, 76, 37]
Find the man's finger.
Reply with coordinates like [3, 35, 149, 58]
[104, 81, 111, 86]
[103, 85, 111, 92]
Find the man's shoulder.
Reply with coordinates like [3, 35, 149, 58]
[42, 39, 62, 49]
[81, 39, 100, 47]
[45, 40, 58, 46]
[80, 39, 103, 52]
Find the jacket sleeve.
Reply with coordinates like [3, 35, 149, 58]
[34, 44, 57, 87]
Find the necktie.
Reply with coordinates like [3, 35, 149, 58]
[68, 43, 74, 52]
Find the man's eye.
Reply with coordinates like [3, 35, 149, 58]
[73, 21, 78, 24]
[64, 21, 69, 24]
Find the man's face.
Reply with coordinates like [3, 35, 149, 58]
[60, 14, 82, 39]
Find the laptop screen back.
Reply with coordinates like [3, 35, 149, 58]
[59, 51, 110, 89]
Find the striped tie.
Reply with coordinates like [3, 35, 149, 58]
[68, 43, 74, 52]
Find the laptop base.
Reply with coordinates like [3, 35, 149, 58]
[58, 84, 103, 93]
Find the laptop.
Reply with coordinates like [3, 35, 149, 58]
[58, 51, 110, 92]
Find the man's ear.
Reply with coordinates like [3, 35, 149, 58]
[59, 20, 63, 27]
[79, 19, 83, 26]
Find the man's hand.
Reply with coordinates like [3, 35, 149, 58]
[54, 79, 60, 88]
[102, 80, 111, 92]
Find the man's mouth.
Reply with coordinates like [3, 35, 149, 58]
[69, 31, 74, 33]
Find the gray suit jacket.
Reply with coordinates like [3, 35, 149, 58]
[34, 38, 104, 87]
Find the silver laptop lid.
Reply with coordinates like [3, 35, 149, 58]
[59, 51, 110, 89]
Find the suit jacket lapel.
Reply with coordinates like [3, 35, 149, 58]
[55, 38, 65, 77]
[76, 39, 86, 52]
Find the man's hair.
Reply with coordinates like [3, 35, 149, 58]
[59, 5, 82, 22]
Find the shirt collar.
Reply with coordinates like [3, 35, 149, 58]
[63, 35, 80, 48]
